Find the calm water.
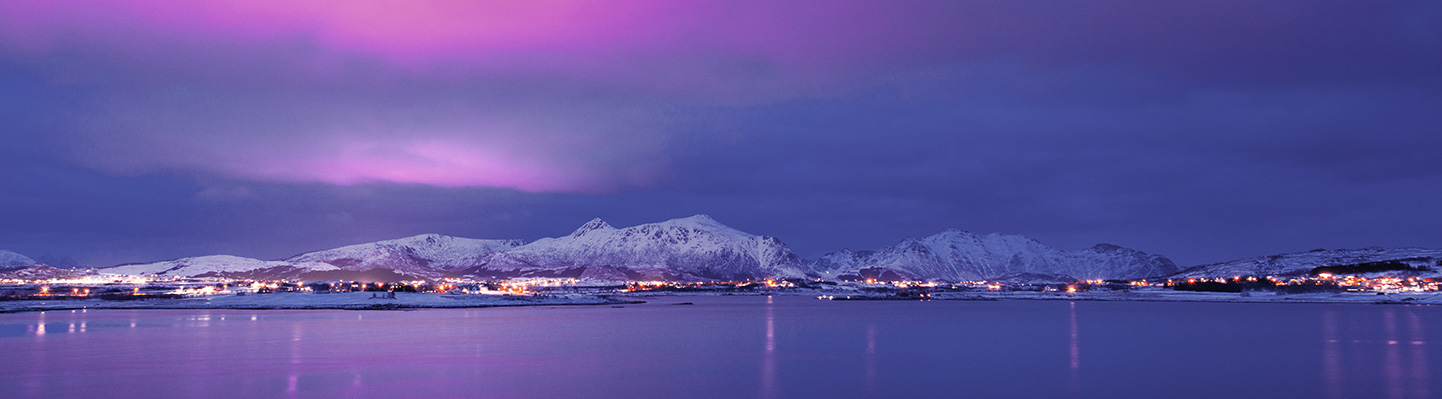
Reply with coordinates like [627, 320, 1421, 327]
[0, 296, 1436, 399]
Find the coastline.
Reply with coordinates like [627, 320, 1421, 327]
[0, 292, 639, 313]
[4, 288, 1439, 314]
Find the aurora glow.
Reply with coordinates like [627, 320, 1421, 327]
[1, 0, 1439, 267]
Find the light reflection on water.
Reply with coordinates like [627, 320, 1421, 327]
[864, 322, 877, 396]
[1407, 311, 1430, 399]
[1, 297, 1439, 399]
[1069, 301, 1081, 397]
[1323, 310, 1343, 399]
[761, 295, 776, 399]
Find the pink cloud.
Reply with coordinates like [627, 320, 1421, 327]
[68, 117, 661, 193]
[8, 1, 1382, 193]
[261, 140, 581, 192]
[0, 1, 952, 88]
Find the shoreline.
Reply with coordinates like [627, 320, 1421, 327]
[3, 289, 1438, 314]
[0, 292, 640, 314]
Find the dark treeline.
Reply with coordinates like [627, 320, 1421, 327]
[1310, 259, 1432, 276]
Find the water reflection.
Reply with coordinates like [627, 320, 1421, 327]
[766, 296, 775, 352]
[1406, 311, 1430, 399]
[2, 298, 1439, 399]
[1385, 308, 1402, 399]
[288, 323, 303, 396]
[1323, 308, 1433, 399]
[865, 323, 877, 395]
[762, 295, 775, 399]
[1322, 311, 1342, 399]
[1069, 301, 1080, 396]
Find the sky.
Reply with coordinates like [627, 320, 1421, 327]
[1, 0, 1440, 268]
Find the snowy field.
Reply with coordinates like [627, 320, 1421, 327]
[618, 288, 1442, 305]
[4, 288, 1439, 314]
[935, 289, 1442, 305]
[0, 292, 635, 313]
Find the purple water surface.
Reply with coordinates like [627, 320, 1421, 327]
[1, 296, 1436, 398]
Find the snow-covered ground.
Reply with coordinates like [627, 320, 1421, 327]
[935, 289, 1442, 305]
[610, 287, 1442, 305]
[0, 292, 635, 313]
[5, 286, 1439, 314]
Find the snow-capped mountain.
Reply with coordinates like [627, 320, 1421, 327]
[97, 234, 524, 280]
[103, 255, 341, 279]
[285, 234, 523, 278]
[90, 218, 1171, 282]
[810, 230, 1177, 282]
[1, 250, 36, 269]
[1171, 247, 1442, 278]
[462, 215, 807, 281]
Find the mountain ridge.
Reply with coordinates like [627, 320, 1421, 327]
[1171, 247, 1442, 278]
[809, 229, 1177, 282]
[1, 250, 37, 269]
[86, 216, 1438, 282]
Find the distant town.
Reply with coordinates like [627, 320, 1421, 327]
[2, 267, 1439, 312]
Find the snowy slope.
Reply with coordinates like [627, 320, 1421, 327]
[102, 255, 339, 279]
[1172, 247, 1442, 278]
[465, 215, 807, 281]
[0, 265, 80, 280]
[812, 249, 874, 273]
[1, 250, 36, 268]
[97, 235, 523, 280]
[286, 234, 523, 278]
[811, 230, 1177, 282]
[1067, 243, 1180, 280]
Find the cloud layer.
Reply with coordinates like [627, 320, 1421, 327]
[1, 1, 1440, 265]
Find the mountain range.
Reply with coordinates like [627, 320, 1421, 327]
[94, 215, 807, 282]
[810, 230, 1177, 282]
[1172, 247, 1442, 278]
[4, 215, 1437, 282]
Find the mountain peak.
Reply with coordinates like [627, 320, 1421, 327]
[1, 250, 39, 268]
[391, 233, 447, 244]
[571, 218, 615, 237]
[673, 214, 718, 224]
[1090, 243, 1124, 252]
[660, 214, 736, 231]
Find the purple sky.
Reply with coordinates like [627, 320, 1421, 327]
[2, 0, 1440, 267]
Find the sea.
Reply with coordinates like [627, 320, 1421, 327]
[1, 296, 1436, 398]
